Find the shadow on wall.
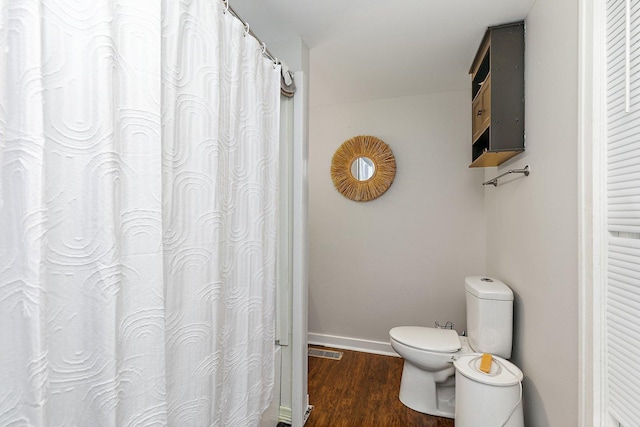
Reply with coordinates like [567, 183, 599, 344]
[512, 292, 524, 362]
[511, 292, 549, 427]
[522, 376, 549, 427]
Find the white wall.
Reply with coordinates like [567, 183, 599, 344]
[308, 90, 486, 347]
[484, 0, 579, 425]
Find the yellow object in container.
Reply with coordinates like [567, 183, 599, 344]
[479, 353, 493, 373]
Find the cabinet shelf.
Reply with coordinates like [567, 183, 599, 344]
[469, 22, 525, 168]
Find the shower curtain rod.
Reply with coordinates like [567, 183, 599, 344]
[222, 0, 279, 65]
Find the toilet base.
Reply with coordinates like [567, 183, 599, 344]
[398, 360, 456, 418]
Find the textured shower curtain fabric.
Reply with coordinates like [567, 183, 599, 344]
[0, 1, 280, 426]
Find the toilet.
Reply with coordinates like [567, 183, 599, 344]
[389, 276, 516, 419]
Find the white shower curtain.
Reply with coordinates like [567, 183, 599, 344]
[0, 0, 280, 425]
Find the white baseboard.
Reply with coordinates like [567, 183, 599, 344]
[308, 332, 399, 357]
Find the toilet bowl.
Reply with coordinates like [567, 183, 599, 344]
[389, 326, 471, 417]
[389, 276, 515, 419]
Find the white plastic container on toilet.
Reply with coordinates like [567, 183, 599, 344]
[453, 353, 524, 427]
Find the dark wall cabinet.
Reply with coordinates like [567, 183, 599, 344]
[469, 22, 525, 168]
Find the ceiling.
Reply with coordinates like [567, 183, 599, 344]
[232, 0, 536, 107]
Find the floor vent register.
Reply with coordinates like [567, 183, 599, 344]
[308, 347, 343, 360]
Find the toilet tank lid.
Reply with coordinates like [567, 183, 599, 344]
[390, 326, 461, 352]
[465, 277, 513, 301]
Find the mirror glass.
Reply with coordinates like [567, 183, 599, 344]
[350, 157, 375, 181]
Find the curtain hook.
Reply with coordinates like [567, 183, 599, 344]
[273, 57, 279, 69]
[261, 43, 266, 55]
[243, 23, 250, 37]
[223, 0, 229, 14]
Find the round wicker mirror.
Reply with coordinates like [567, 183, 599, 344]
[331, 135, 396, 202]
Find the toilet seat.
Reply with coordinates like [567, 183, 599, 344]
[390, 326, 461, 353]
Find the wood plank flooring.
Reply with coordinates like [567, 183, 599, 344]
[305, 347, 455, 427]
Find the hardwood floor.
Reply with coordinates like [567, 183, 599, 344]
[305, 347, 455, 427]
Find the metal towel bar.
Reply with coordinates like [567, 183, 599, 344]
[482, 165, 530, 187]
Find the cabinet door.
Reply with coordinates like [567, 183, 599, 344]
[472, 76, 491, 142]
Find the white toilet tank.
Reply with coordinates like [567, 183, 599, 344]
[465, 276, 514, 358]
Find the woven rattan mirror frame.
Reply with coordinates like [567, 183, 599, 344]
[330, 135, 396, 202]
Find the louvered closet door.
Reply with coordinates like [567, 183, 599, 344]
[606, 0, 640, 425]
